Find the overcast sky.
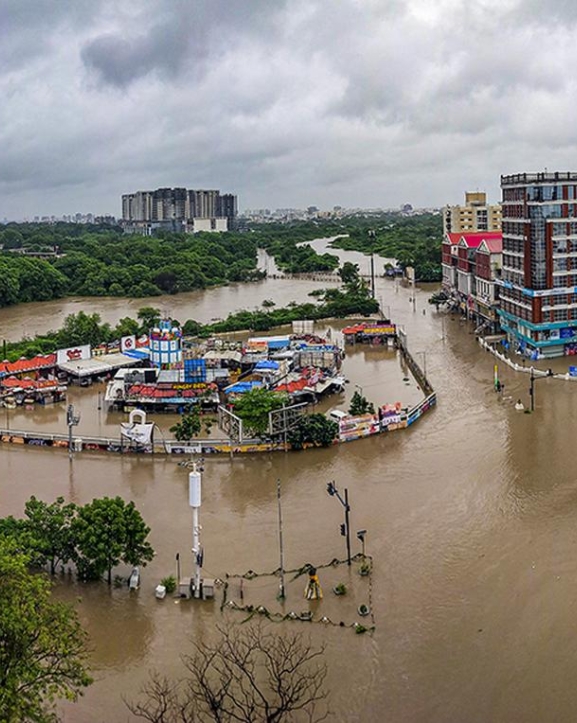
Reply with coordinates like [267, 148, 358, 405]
[1, 0, 577, 219]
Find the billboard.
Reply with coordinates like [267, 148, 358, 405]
[56, 345, 91, 365]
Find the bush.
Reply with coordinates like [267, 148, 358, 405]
[161, 575, 177, 594]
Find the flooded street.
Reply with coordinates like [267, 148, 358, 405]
[3, 245, 577, 722]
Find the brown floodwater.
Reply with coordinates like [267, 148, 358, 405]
[3, 248, 577, 722]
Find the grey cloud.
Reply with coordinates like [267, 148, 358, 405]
[80, 0, 289, 88]
[81, 22, 193, 88]
[5, 0, 577, 218]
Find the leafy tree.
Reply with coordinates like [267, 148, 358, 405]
[0, 260, 20, 306]
[348, 390, 375, 416]
[137, 307, 161, 334]
[126, 623, 328, 723]
[1, 228, 23, 249]
[232, 388, 289, 437]
[338, 261, 360, 286]
[0, 540, 92, 722]
[57, 311, 107, 348]
[288, 413, 339, 449]
[73, 497, 154, 584]
[170, 405, 202, 441]
[115, 316, 140, 338]
[182, 319, 202, 336]
[23, 496, 77, 575]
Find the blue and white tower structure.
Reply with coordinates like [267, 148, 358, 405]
[149, 319, 183, 369]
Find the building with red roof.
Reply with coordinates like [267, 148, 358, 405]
[441, 231, 503, 331]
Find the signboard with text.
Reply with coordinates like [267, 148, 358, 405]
[56, 345, 91, 365]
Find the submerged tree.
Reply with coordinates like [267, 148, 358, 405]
[170, 404, 202, 441]
[288, 413, 339, 450]
[232, 388, 289, 437]
[23, 495, 77, 575]
[127, 624, 328, 723]
[348, 390, 375, 416]
[0, 541, 92, 722]
[73, 496, 154, 584]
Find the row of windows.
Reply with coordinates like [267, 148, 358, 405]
[526, 185, 577, 201]
[503, 238, 524, 254]
[501, 300, 532, 321]
[528, 203, 577, 219]
[503, 255, 523, 270]
[502, 188, 526, 202]
[503, 239, 577, 255]
[553, 274, 577, 287]
[551, 222, 577, 236]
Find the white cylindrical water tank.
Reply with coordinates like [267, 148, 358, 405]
[189, 470, 201, 508]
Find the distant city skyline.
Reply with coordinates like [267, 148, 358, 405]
[2, 2, 576, 219]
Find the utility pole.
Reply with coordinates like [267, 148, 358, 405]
[326, 481, 352, 565]
[277, 478, 285, 599]
[66, 404, 80, 461]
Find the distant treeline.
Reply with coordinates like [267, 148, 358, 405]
[0, 213, 442, 310]
[0, 225, 264, 306]
[328, 213, 443, 281]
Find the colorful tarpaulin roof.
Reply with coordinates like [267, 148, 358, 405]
[254, 360, 280, 370]
[0, 353, 56, 378]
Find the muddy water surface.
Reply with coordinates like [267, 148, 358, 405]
[2, 251, 577, 722]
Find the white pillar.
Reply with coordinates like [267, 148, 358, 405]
[189, 467, 202, 598]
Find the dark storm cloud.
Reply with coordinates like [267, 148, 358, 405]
[4, 0, 577, 218]
[81, 22, 192, 88]
[80, 0, 289, 88]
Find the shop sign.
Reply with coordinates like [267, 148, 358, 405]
[121, 335, 136, 352]
[172, 382, 207, 390]
[362, 326, 396, 335]
[56, 345, 91, 365]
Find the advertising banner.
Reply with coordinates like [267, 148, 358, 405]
[338, 413, 380, 442]
[56, 345, 91, 365]
[120, 422, 154, 445]
[121, 335, 136, 352]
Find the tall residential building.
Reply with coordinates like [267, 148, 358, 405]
[499, 172, 577, 358]
[121, 187, 238, 231]
[443, 192, 502, 235]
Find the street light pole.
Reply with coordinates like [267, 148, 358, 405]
[529, 366, 554, 412]
[277, 478, 285, 599]
[344, 488, 351, 566]
[327, 481, 352, 565]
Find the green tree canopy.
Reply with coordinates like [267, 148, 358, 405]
[288, 413, 339, 449]
[73, 497, 154, 584]
[170, 405, 202, 441]
[232, 388, 289, 437]
[0, 540, 92, 722]
[23, 496, 77, 575]
[348, 390, 375, 416]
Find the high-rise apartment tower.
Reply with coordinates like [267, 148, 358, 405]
[499, 172, 577, 358]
